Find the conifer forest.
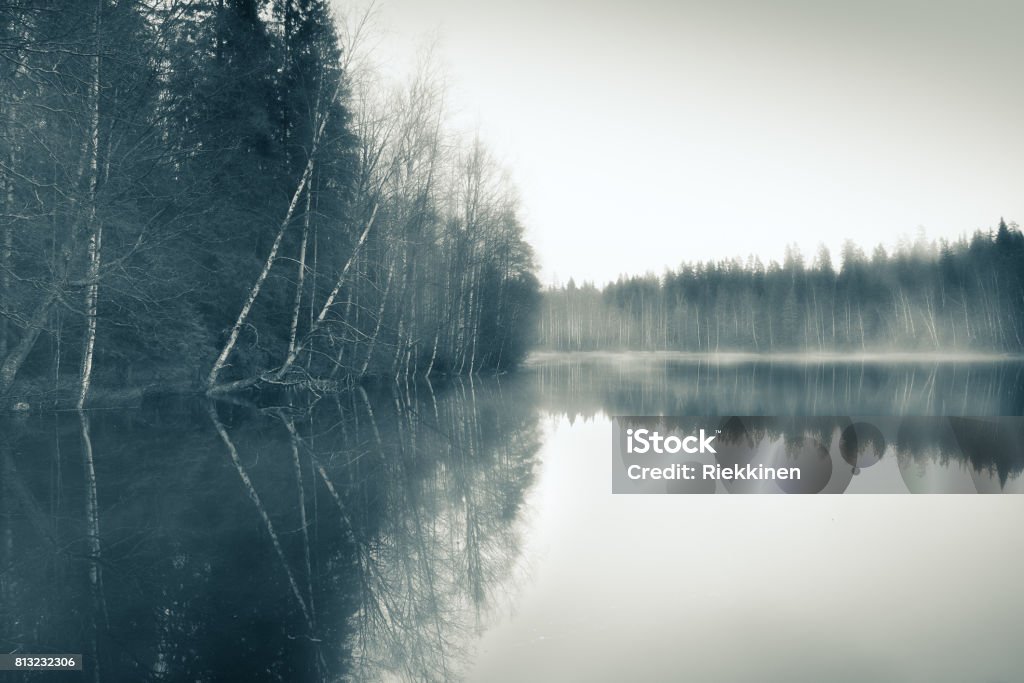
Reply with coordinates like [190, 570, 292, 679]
[0, 0, 540, 406]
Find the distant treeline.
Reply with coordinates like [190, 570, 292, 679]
[540, 221, 1024, 352]
[0, 1, 539, 405]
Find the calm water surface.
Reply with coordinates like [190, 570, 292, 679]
[2, 354, 1023, 681]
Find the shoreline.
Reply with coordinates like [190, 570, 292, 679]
[5, 349, 1023, 413]
[525, 349, 1024, 364]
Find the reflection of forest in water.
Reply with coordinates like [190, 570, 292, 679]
[530, 353, 1024, 417]
[619, 415, 1024, 492]
[3, 355, 1024, 681]
[542, 355, 1024, 492]
[0, 379, 540, 682]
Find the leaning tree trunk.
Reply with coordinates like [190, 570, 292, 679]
[359, 256, 393, 378]
[206, 151, 320, 390]
[272, 204, 378, 380]
[207, 75, 347, 391]
[0, 289, 59, 395]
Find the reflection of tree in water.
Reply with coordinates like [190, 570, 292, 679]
[0, 376, 540, 682]
[543, 356, 1024, 489]
[896, 418, 1024, 487]
[532, 355, 1024, 418]
[342, 380, 540, 682]
[619, 413, 1024, 489]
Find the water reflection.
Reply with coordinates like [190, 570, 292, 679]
[2, 355, 1023, 681]
[616, 415, 1024, 493]
[0, 379, 539, 682]
[530, 353, 1024, 417]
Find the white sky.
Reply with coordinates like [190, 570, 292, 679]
[336, 0, 1024, 286]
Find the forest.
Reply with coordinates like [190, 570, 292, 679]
[540, 221, 1024, 353]
[0, 0, 540, 407]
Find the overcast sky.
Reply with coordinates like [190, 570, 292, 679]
[339, 0, 1024, 285]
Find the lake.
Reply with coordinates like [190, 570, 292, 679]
[2, 353, 1023, 681]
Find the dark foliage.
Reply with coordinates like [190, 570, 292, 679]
[0, 0, 540, 405]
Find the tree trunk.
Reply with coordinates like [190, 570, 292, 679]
[206, 154, 319, 389]
[0, 288, 59, 395]
[77, 0, 104, 410]
[359, 256, 393, 378]
[207, 76, 345, 390]
[270, 202, 378, 382]
[0, 148, 12, 362]
[285, 184, 312, 365]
